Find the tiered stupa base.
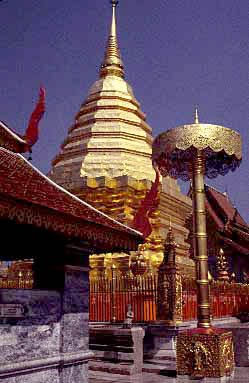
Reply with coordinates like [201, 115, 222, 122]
[70, 175, 193, 274]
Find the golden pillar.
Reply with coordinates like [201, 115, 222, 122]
[191, 149, 210, 328]
[153, 109, 241, 379]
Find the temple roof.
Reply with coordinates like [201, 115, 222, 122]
[0, 147, 142, 242]
[0, 121, 26, 144]
[205, 185, 249, 255]
[205, 184, 247, 228]
[0, 120, 26, 153]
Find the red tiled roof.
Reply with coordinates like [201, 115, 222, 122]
[205, 198, 224, 231]
[222, 237, 249, 256]
[0, 121, 26, 144]
[205, 185, 247, 227]
[0, 147, 142, 238]
[204, 185, 249, 255]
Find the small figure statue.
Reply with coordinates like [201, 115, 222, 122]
[191, 341, 210, 377]
[222, 338, 234, 369]
[123, 304, 134, 328]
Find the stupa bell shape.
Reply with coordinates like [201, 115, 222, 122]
[49, 2, 155, 189]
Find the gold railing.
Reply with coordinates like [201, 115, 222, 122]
[0, 275, 33, 289]
[182, 278, 249, 320]
[90, 273, 158, 322]
[90, 273, 249, 323]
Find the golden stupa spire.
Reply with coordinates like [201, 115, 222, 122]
[194, 106, 199, 124]
[100, 0, 124, 78]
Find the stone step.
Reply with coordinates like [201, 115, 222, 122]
[142, 362, 176, 375]
[90, 359, 176, 377]
[89, 360, 133, 375]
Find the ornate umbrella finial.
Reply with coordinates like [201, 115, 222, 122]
[194, 106, 199, 124]
[111, 0, 119, 7]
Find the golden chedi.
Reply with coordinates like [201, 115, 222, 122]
[49, 1, 192, 275]
[49, 1, 155, 186]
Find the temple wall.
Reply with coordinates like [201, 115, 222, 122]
[0, 266, 92, 383]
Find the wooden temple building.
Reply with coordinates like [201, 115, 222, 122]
[205, 184, 249, 282]
[0, 117, 142, 285]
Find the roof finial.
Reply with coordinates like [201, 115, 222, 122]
[194, 106, 199, 124]
[100, 1, 124, 78]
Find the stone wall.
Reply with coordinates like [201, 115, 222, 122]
[0, 266, 93, 382]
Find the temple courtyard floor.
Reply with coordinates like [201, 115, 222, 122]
[89, 367, 249, 382]
[89, 320, 249, 382]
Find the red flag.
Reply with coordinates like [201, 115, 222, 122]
[23, 86, 45, 152]
[132, 163, 161, 238]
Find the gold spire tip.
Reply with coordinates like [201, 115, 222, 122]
[194, 106, 199, 124]
[100, 0, 124, 78]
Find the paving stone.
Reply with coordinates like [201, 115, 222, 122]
[89, 366, 249, 383]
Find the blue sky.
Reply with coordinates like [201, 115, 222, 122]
[1, 0, 248, 222]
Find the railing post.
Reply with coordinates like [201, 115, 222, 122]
[157, 227, 183, 324]
[111, 264, 116, 323]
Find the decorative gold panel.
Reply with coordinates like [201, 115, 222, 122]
[177, 329, 235, 378]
